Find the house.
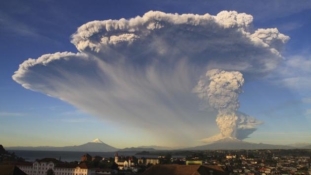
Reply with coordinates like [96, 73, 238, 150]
[186, 160, 203, 165]
[141, 164, 228, 175]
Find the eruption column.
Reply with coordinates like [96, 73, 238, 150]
[193, 69, 244, 138]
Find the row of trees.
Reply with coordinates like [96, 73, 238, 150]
[0, 145, 25, 163]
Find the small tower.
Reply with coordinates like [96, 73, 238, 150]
[309, 156, 311, 169]
[129, 157, 132, 168]
[115, 152, 119, 163]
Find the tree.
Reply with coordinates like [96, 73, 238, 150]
[160, 153, 172, 164]
[46, 169, 55, 175]
[111, 162, 119, 170]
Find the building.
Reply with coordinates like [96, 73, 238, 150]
[138, 157, 160, 166]
[17, 158, 95, 175]
[14, 162, 33, 175]
[114, 152, 134, 170]
[225, 155, 236, 159]
[141, 164, 228, 175]
[186, 160, 203, 165]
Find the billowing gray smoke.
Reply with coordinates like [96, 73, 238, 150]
[193, 69, 262, 142]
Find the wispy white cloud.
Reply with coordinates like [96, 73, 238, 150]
[302, 98, 311, 104]
[278, 21, 305, 32]
[272, 55, 311, 91]
[255, 131, 311, 135]
[0, 11, 41, 38]
[246, 131, 311, 144]
[305, 109, 311, 115]
[60, 117, 93, 123]
[0, 112, 26, 117]
[60, 110, 86, 116]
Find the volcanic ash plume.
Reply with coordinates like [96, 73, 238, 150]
[12, 11, 286, 145]
[193, 69, 261, 141]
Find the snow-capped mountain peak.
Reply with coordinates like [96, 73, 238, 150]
[91, 138, 103, 143]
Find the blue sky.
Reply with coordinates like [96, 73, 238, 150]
[1, 0, 311, 148]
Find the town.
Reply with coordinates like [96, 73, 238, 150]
[1, 144, 311, 175]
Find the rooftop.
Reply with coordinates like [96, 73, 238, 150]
[141, 165, 228, 175]
[0, 165, 28, 175]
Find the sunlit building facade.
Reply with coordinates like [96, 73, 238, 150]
[17, 158, 95, 175]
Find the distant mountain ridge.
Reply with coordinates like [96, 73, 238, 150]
[6, 138, 117, 152]
[119, 147, 156, 152]
[289, 142, 311, 148]
[303, 144, 311, 149]
[119, 145, 172, 151]
[186, 138, 294, 150]
[5, 138, 310, 152]
[6, 138, 173, 152]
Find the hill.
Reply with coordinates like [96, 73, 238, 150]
[0, 145, 6, 154]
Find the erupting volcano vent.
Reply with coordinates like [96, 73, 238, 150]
[193, 69, 262, 142]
